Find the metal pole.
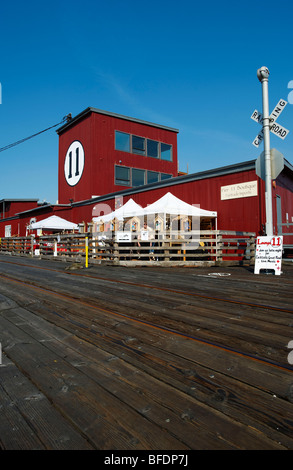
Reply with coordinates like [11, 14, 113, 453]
[85, 236, 89, 268]
[257, 66, 273, 236]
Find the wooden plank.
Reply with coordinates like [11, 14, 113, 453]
[0, 257, 292, 450]
[0, 311, 188, 450]
[2, 301, 290, 450]
[0, 354, 93, 450]
[21, 269, 290, 367]
[48, 331, 293, 449]
[0, 357, 45, 450]
[3, 278, 292, 447]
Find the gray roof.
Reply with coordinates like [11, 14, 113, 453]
[56, 107, 179, 135]
[0, 198, 39, 204]
[72, 157, 293, 208]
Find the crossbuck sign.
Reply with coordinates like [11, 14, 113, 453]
[251, 99, 289, 147]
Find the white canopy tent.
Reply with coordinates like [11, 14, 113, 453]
[132, 192, 217, 218]
[93, 192, 217, 231]
[129, 192, 217, 231]
[93, 198, 143, 224]
[29, 215, 79, 231]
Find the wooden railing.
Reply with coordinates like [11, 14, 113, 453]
[0, 237, 33, 255]
[277, 223, 293, 259]
[0, 230, 256, 266]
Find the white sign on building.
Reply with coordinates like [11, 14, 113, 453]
[221, 181, 258, 201]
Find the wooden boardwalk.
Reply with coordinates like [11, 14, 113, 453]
[0, 254, 292, 450]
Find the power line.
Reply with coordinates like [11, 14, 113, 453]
[0, 114, 72, 153]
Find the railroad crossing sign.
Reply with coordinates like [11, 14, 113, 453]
[251, 99, 289, 147]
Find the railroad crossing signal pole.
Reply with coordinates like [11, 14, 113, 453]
[257, 66, 273, 236]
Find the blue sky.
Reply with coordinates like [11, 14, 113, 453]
[1, 0, 293, 203]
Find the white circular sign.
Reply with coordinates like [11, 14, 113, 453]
[64, 141, 84, 186]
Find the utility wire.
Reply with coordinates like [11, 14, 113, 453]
[0, 113, 72, 153]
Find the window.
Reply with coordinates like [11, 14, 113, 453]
[132, 135, 145, 155]
[115, 166, 130, 186]
[115, 165, 173, 187]
[115, 131, 130, 152]
[147, 139, 159, 158]
[132, 168, 145, 187]
[161, 143, 172, 161]
[115, 131, 173, 162]
[147, 171, 159, 184]
[161, 173, 172, 180]
[5, 225, 11, 237]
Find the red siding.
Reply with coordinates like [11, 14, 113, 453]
[58, 114, 93, 205]
[1, 200, 38, 219]
[1, 106, 293, 241]
[58, 110, 178, 205]
[273, 170, 293, 244]
[105, 169, 263, 234]
[1, 165, 293, 240]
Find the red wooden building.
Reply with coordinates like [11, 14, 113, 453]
[1, 107, 293, 249]
[57, 107, 179, 204]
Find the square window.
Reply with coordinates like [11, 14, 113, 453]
[132, 135, 145, 155]
[161, 173, 172, 180]
[5, 225, 11, 237]
[161, 143, 172, 161]
[115, 131, 130, 152]
[132, 168, 145, 187]
[147, 139, 159, 158]
[115, 166, 130, 186]
[147, 171, 159, 184]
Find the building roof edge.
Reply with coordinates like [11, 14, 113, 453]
[56, 107, 179, 134]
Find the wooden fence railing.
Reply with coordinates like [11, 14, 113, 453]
[0, 230, 256, 265]
[276, 223, 293, 259]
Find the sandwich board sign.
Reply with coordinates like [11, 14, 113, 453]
[254, 236, 283, 275]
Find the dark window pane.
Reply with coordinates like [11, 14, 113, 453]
[132, 135, 145, 155]
[115, 131, 130, 152]
[147, 139, 159, 158]
[161, 143, 172, 161]
[147, 171, 159, 184]
[132, 168, 145, 186]
[115, 166, 130, 186]
[161, 173, 172, 180]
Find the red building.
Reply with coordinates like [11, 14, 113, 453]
[0, 107, 293, 250]
[57, 107, 179, 204]
[0, 198, 39, 236]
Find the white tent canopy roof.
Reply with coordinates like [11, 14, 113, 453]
[134, 192, 217, 217]
[93, 198, 143, 223]
[93, 192, 216, 223]
[30, 215, 79, 230]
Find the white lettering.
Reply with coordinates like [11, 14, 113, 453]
[104, 455, 139, 467]
[149, 455, 188, 466]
